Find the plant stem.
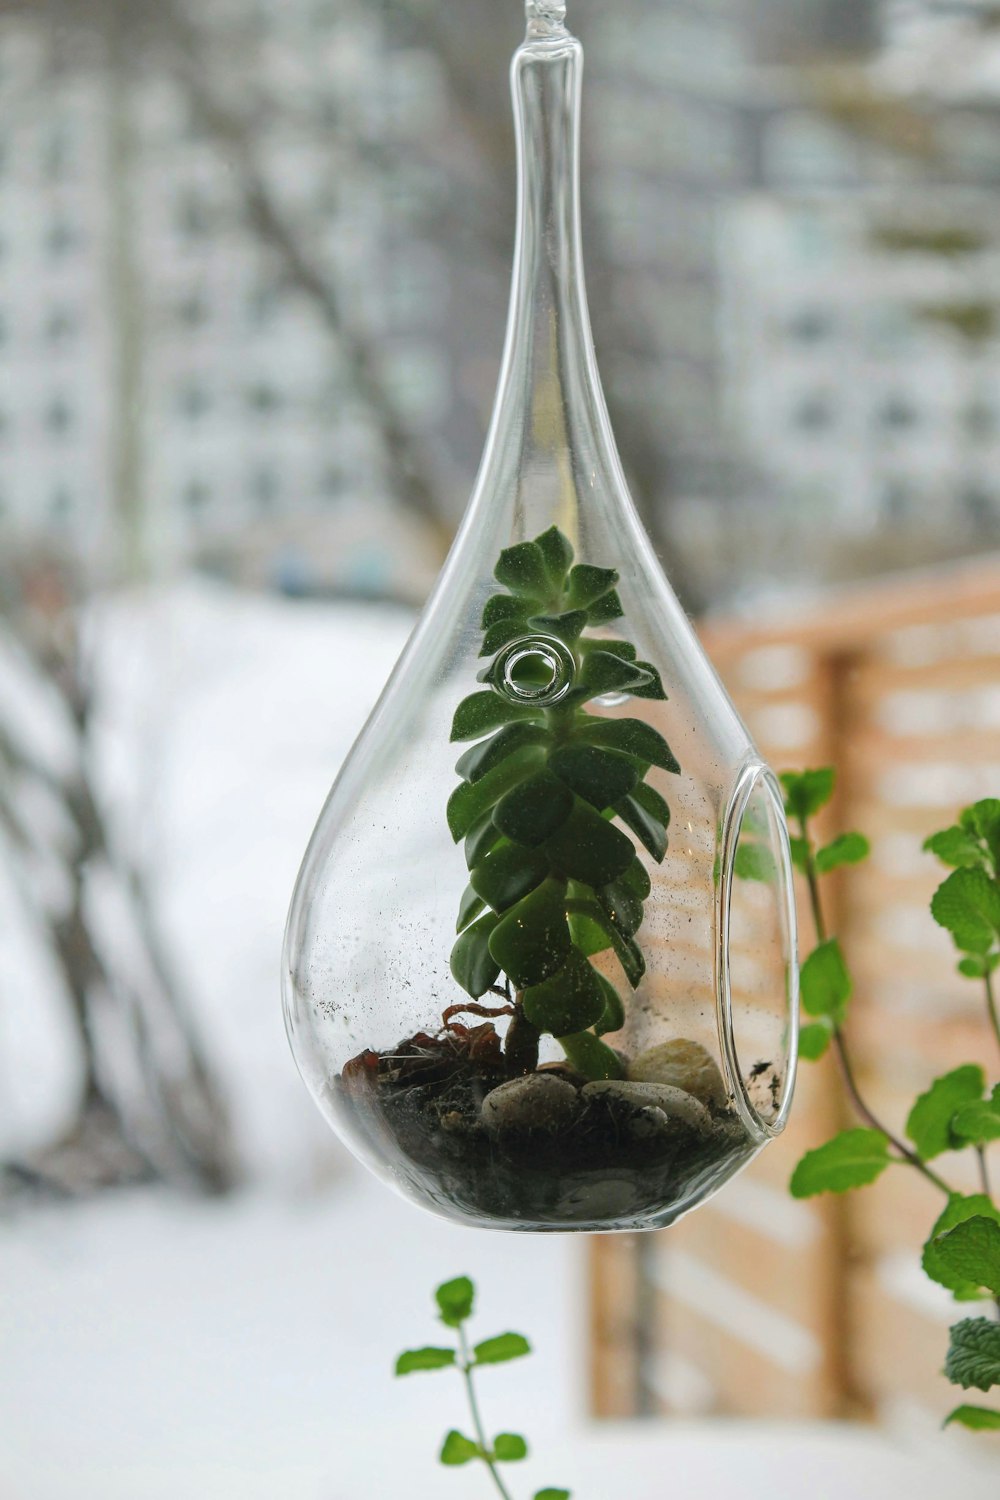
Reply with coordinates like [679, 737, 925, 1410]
[801, 826, 952, 1199]
[457, 1323, 513, 1500]
[977, 1144, 993, 1199]
[984, 970, 1000, 1062]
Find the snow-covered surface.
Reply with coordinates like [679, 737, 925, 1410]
[2, 1179, 997, 1500]
[2, 583, 998, 1497]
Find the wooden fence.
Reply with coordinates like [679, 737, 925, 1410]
[589, 557, 1000, 1426]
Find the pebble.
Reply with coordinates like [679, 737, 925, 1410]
[627, 1039, 728, 1109]
[481, 1073, 580, 1133]
[581, 1079, 712, 1133]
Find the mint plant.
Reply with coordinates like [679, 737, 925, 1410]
[784, 769, 1000, 1431]
[446, 526, 678, 1081]
[395, 1274, 570, 1499]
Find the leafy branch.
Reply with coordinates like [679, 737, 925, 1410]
[395, 1275, 569, 1500]
[446, 526, 678, 1081]
[784, 769, 1000, 1432]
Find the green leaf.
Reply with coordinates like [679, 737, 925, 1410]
[480, 618, 530, 656]
[616, 792, 667, 863]
[436, 1276, 475, 1326]
[493, 1433, 529, 1462]
[944, 1404, 1000, 1430]
[789, 836, 810, 874]
[800, 938, 852, 1026]
[578, 717, 680, 774]
[473, 1332, 532, 1365]
[395, 1346, 457, 1375]
[629, 660, 667, 701]
[622, 856, 651, 901]
[447, 745, 546, 841]
[931, 868, 1000, 955]
[549, 744, 638, 810]
[489, 879, 571, 988]
[631, 778, 671, 828]
[923, 1195, 1000, 1299]
[456, 883, 486, 933]
[559, 1029, 626, 1079]
[924, 825, 988, 870]
[944, 1318, 1000, 1392]
[534, 525, 574, 587]
[440, 1430, 482, 1465]
[734, 841, 778, 884]
[471, 843, 549, 914]
[592, 971, 625, 1035]
[957, 953, 1000, 979]
[526, 610, 588, 644]
[544, 803, 635, 886]
[450, 912, 501, 998]
[565, 563, 618, 610]
[494, 541, 549, 598]
[451, 691, 541, 743]
[906, 1065, 985, 1160]
[586, 588, 623, 624]
[789, 1128, 892, 1197]
[535, 1491, 572, 1500]
[465, 810, 504, 868]
[961, 799, 1000, 867]
[581, 638, 637, 664]
[493, 772, 574, 848]
[815, 832, 870, 874]
[522, 951, 606, 1036]
[573, 650, 654, 704]
[952, 1091, 1000, 1147]
[798, 1020, 833, 1060]
[482, 593, 531, 630]
[934, 1217, 1000, 1298]
[780, 768, 835, 821]
[596, 880, 643, 938]
[455, 722, 550, 785]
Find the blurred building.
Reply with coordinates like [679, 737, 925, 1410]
[3, 0, 1000, 608]
[0, 0, 446, 600]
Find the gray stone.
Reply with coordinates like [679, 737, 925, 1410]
[582, 1079, 712, 1133]
[481, 1073, 580, 1133]
[627, 1039, 728, 1109]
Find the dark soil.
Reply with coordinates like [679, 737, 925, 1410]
[334, 1027, 758, 1231]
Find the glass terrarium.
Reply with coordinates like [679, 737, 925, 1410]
[282, 0, 798, 1231]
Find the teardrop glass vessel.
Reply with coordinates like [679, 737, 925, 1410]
[283, 0, 798, 1232]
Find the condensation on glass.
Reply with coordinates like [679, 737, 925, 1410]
[283, 0, 799, 1232]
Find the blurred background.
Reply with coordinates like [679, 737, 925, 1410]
[2, 0, 1000, 1495]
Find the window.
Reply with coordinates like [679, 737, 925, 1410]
[46, 219, 79, 258]
[246, 383, 282, 416]
[44, 397, 73, 435]
[183, 478, 210, 512]
[792, 394, 834, 433]
[878, 395, 919, 431]
[178, 382, 211, 421]
[964, 400, 996, 441]
[250, 466, 279, 509]
[45, 307, 79, 344]
[787, 308, 834, 344]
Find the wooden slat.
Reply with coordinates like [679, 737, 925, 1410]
[590, 559, 1000, 1424]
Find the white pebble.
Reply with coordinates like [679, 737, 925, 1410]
[627, 1039, 727, 1109]
[481, 1073, 580, 1132]
[581, 1079, 712, 1133]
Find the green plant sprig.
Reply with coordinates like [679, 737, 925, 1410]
[446, 526, 678, 1080]
[395, 1275, 570, 1500]
[784, 769, 1000, 1431]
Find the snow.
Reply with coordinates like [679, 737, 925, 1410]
[2, 1179, 997, 1500]
[2, 582, 998, 1497]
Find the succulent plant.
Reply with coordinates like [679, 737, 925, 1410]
[447, 526, 679, 1080]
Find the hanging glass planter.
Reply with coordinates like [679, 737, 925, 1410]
[283, 0, 798, 1231]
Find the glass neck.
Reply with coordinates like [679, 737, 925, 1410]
[482, 15, 612, 538]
